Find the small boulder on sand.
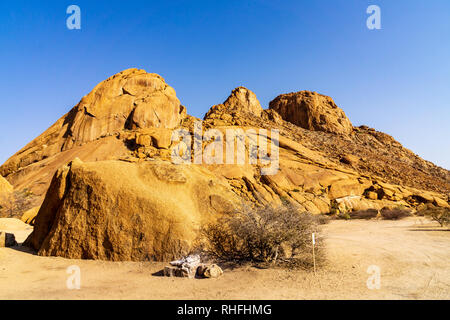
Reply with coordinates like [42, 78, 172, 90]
[0, 232, 17, 247]
[201, 264, 224, 279]
[165, 255, 201, 278]
[163, 255, 223, 279]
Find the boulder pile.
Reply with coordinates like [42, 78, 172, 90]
[24, 158, 238, 261]
[164, 255, 223, 279]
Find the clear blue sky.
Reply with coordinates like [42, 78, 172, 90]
[0, 0, 449, 169]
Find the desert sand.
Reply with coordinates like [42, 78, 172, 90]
[1, 217, 448, 300]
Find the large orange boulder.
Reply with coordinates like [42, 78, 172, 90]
[24, 158, 238, 261]
[64, 68, 186, 150]
[0, 69, 186, 179]
[269, 91, 353, 135]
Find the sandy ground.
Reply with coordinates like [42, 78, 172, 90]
[0, 217, 449, 300]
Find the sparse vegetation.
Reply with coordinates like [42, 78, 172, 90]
[419, 205, 450, 227]
[380, 207, 411, 220]
[0, 189, 37, 219]
[349, 209, 379, 220]
[200, 204, 325, 269]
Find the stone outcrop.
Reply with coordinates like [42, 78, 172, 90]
[21, 206, 40, 225]
[0, 69, 186, 186]
[24, 158, 239, 261]
[204, 87, 263, 125]
[269, 91, 353, 135]
[0, 68, 446, 262]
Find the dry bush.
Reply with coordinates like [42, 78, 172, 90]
[419, 205, 450, 227]
[349, 209, 379, 220]
[380, 207, 411, 220]
[0, 189, 37, 219]
[314, 214, 331, 225]
[200, 204, 325, 269]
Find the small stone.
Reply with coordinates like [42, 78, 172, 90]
[196, 263, 208, 277]
[0, 232, 17, 248]
[203, 264, 223, 279]
[340, 155, 359, 166]
[163, 266, 176, 277]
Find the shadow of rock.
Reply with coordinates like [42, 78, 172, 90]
[10, 244, 38, 255]
[152, 269, 165, 277]
[408, 228, 450, 232]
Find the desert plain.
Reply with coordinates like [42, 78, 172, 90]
[1, 216, 448, 300]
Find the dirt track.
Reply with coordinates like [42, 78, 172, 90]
[0, 217, 449, 300]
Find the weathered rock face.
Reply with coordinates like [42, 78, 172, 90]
[0, 68, 186, 180]
[21, 206, 40, 225]
[0, 175, 13, 195]
[63, 69, 186, 149]
[0, 176, 13, 208]
[269, 91, 353, 135]
[24, 159, 238, 261]
[204, 87, 263, 124]
[223, 86, 263, 116]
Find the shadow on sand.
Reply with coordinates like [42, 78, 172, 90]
[9, 243, 38, 255]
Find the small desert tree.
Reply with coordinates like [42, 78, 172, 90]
[200, 204, 326, 268]
[422, 206, 450, 227]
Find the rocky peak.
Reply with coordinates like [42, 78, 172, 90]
[63, 68, 185, 150]
[204, 87, 262, 122]
[269, 91, 353, 135]
[0, 69, 186, 178]
[223, 87, 263, 116]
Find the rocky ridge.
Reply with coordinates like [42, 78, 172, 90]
[1, 68, 448, 261]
